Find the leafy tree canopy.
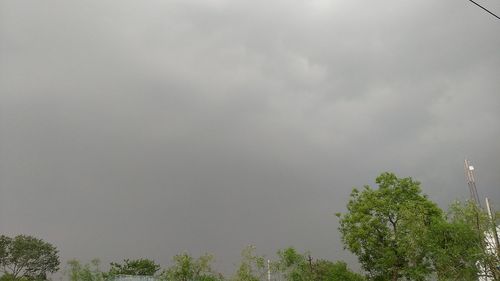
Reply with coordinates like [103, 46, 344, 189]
[337, 172, 442, 281]
[275, 247, 310, 281]
[65, 259, 104, 281]
[313, 260, 365, 281]
[275, 247, 364, 281]
[108, 259, 160, 277]
[431, 201, 500, 280]
[0, 235, 60, 280]
[232, 246, 266, 281]
[161, 253, 222, 281]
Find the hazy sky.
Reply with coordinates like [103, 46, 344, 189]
[1, 0, 499, 274]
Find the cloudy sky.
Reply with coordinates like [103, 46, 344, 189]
[1, 0, 499, 274]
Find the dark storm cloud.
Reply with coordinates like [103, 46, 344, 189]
[1, 0, 499, 273]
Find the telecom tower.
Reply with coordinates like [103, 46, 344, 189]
[464, 159, 481, 207]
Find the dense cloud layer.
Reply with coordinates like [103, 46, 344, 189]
[1, 0, 499, 273]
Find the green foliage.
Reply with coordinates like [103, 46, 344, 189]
[0, 235, 60, 280]
[432, 201, 500, 280]
[232, 246, 265, 281]
[275, 247, 364, 281]
[108, 259, 160, 277]
[427, 215, 480, 280]
[0, 275, 13, 281]
[313, 260, 365, 281]
[275, 247, 309, 281]
[0, 274, 26, 281]
[65, 259, 104, 281]
[337, 172, 442, 281]
[161, 253, 222, 281]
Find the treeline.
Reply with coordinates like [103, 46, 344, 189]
[1, 172, 499, 281]
[66, 246, 364, 281]
[0, 243, 364, 281]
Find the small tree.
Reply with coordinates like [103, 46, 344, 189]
[232, 246, 265, 281]
[65, 259, 104, 281]
[275, 247, 363, 281]
[313, 260, 365, 281]
[161, 253, 222, 281]
[275, 247, 309, 281]
[107, 259, 160, 277]
[0, 235, 60, 280]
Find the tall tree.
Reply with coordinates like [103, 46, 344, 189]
[108, 259, 160, 277]
[337, 172, 442, 281]
[0, 235, 60, 280]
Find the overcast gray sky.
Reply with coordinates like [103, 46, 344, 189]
[1, 0, 499, 274]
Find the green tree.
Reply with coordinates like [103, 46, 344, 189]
[430, 201, 499, 281]
[232, 246, 265, 281]
[275, 247, 309, 281]
[427, 213, 480, 280]
[337, 172, 442, 281]
[275, 247, 364, 281]
[65, 259, 104, 281]
[161, 253, 222, 281]
[108, 259, 160, 277]
[313, 260, 365, 281]
[0, 235, 60, 280]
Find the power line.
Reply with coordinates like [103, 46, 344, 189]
[467, 0, 500, 20]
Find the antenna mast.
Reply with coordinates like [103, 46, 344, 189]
[465, 159, 481, 207]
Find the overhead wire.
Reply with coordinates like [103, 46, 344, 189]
[467, 0, 500, 20]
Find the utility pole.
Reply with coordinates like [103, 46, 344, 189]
[485, 198, 500, 257]
[267, 259, 271, 281]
